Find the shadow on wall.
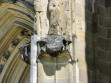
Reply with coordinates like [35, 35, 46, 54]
[85, 0, 100, 82]
[38, 51, 70, 76]
[86, 0, 111, 83]
[85, 0, 97, 83]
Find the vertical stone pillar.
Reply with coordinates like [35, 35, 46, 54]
[34, 0, 56, 83]
[72, 0, 88, 83]
[35, 0, 49, 37]
[30, 35, 38, 83]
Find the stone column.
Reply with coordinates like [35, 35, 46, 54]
[35, 0, 49, 37]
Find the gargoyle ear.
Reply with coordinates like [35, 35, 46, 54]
[63, 39, 72, 45]
[67, 40, 72, 45]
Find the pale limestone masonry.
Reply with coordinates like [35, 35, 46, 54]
[0, 0, 87, 83]
[1, 0, 111, 83]
[35, 0, 87, 83]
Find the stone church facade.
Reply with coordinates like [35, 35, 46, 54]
[0, 0, 111, 83]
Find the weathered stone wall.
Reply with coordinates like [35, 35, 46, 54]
[0, 2, 34, 83]
[35, 0, 74, 83]
[2, 0, 111, 83]
[95, 0, 111, 83]
[74, 0, 87, 83]
[85, 0, 96, 83]
[86, 0, 111, 83]
[35, 0, 88, 83]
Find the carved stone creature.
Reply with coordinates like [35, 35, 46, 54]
[19, 42, 30, 64]
[37, 35, 71, 57]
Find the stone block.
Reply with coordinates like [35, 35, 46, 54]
[35, 0, 48, 11]
[64, 0, 70, 11]
[97, 36, 111, 51]
[98, 16, 111, 27]
[96, 0, 105, 6]
[96, 71, 111, 83]
[96, 60, 111, 75]
[107, 29, 111, 38]
[95, 4, 106, 16]
[107, 7, 111, 15]
[96, 48, 111, 62]
[97, 24, 111, 38]
[79, 69, 88, 83]
[97, 25, 107, 38]
[36, 12, 49, 37]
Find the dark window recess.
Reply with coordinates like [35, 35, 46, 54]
[105, 0, 111, 7]
[107, 29, 111, 38]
